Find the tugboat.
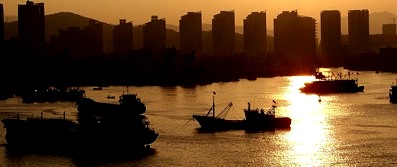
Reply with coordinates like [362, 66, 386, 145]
[75, 93, 158, 151]
[300, 71, 364, 94]
[1, 92, 158, 155]
[243, 101, 291, 130]
[192, 92, 291, 131]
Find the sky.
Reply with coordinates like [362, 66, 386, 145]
[1, 0, 397, 27]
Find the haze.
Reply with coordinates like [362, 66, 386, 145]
[1, 0, 396, 27]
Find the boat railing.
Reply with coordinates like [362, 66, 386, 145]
[315, 71, 360, 82]
[244, 105, 276, 116]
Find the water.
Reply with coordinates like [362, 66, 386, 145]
[0, 68, 397, 166]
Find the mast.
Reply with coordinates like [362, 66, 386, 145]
[212, 91, 215, 118]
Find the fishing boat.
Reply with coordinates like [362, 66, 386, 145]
[192, 93, 291, 131]
[300, 71, 364, 94]
[192, 92, 242, 131]
[192, 102, 243, 131]
[243, 101, 291, 130]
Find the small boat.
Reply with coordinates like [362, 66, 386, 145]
[192, 93, 291, 131]
[93, 86, 102, 90]
[389, 81, 397, 103]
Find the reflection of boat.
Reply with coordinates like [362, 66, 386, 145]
[300, 71, 364, 94]
[19, 86, 85, 103]
[1, 93, 158, 154]
[192, 93, 291, 131]
[389, 82, 397, 103]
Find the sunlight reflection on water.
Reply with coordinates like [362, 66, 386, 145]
[279, 76, 338, 165]
[0, 70, 396, 166]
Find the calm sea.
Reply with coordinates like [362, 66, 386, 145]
[0, 68, 396, 166]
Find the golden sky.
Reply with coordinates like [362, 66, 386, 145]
[1, 0, 396, 26]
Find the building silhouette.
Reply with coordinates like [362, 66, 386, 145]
[383, 24, 396, 35]
[18, 0, 45, 56]
[113, 19, 133, 54]
[243, 11, 267, 57]
[369, 23, 397, 53]
[143, 16, 166, 53]
[0, 3, 4, 45]
[274, 10, 316, 72]
[179, 12, 202, 57]
[212, 11, 235, 57]
[348, 10, 369, 51]
[50, 19, 103, 60]
[320, 10, 341, 56]
[83, 19, 104, 56]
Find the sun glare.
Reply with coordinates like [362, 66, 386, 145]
[280, 76, 337, 165]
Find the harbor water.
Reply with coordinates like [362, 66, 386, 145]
[0, 68, 396, 166]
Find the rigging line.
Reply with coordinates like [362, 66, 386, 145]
[185, 118, 194, 125]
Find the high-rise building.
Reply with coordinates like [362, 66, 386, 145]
[83, 19, 104, 56]
[143, 16, 166, 52]
[113, 19, 133, 54]
[212, 11, 235, 57]
[180, 12, 202, 56]
[49, 19, 103, 59]
[274, 10, 316, 72]
[383, 24, 396, 35]
[0, 3, 4, 44]
[320, 10, 341, 55]
[243, 11, 267, 57]
[348, 9, 369, 50]
[18, 0, 45, 56]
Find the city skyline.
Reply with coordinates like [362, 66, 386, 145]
[1, 1, 396, 58]
[1, 0, 397, 28]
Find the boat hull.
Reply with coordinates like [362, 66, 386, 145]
[192, 115, 244, 131]
[1, 118, 158, 153]
[192, 115, 291, 131]
[300, 80, 364, 94]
